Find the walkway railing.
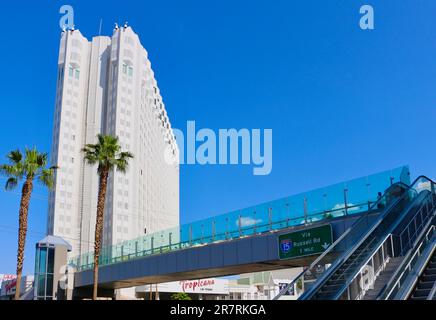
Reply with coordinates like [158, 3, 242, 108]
[70, 166, 410, 271]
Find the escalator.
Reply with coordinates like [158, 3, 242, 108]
[274, 176, 436, 300]
[408, 248, 436, 300]
[307, 188, 431, 300]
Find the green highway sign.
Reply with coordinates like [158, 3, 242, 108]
[278, 224, 333, 260]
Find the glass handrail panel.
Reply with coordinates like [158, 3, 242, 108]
[70, 166, 410, 270]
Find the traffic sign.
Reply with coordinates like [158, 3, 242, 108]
[278, 224, 333, 260]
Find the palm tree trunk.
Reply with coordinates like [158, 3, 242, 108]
[93, 168, 109, 300]
[15, 177, 33, 300]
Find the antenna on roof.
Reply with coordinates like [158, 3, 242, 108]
[124, 21, 128, 28]
[115, 22, 119, 30]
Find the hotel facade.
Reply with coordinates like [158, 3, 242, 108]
[47, 25, 179, 258]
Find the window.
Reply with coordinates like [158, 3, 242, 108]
[68, 64, 80, 80]
[122, 63, 133, 77]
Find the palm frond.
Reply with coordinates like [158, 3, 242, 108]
[0, 164, 24, 179]
[2, 147, 57, 190]
[5, 177, 18, 190]
[115, 152, 134, 173]
[84, 135, 132, 172]
[7, 149, 22, 164]
[38, 169, 55, 190]
[36, 153, 48, 167]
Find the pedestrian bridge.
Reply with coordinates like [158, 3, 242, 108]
[71, 166, 410, 296]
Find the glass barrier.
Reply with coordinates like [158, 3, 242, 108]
[69, 166, 410, 271]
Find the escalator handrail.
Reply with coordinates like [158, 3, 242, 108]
[311, 176, 436, 300]
[273, 182, 407, 300]
[302, 190, 409, 300]
[275, 176, 435, 300]
[427, 273, 436, 300]
[404, 234, 436, 300]
[331, 190, 434, 300]
[379, 223, 436, 300]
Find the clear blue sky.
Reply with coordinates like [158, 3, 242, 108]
[0, 0, 435, 275]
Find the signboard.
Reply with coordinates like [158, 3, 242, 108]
[139, 278, 229, 295]
[278, 224, 333, 260]
[0, 274, 16, 291]
[179, 279, 228, 294]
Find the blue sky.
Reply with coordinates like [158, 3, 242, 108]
[0, 0, 435, 275]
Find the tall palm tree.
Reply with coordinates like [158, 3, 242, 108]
[0, 148, 57, 300]
[82, 134, 133, 300]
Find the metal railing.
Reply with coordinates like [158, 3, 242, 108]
[347, 234, 394, 300]
[398, 197, 435, 255]
[274, 175, 435, 300]
[73, 202, 372, 271]
[427, 274, 436, 300]
[381, 224, 435, 300]
[274, 183, 407, 300]
[336, 186, 436, 300]
[71, 166, 411, 271]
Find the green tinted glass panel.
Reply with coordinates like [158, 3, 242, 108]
[47, 248, 55, 274]
[38, 247, 47, 274]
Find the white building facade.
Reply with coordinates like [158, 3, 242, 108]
[47, 25, 179, 258]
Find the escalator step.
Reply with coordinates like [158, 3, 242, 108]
[314, 293, 335, 300]
[321, 284, 343, 291]
[329, 278, 346, 284]
[421, 274, 436, 282]
[409, 296, 426, 301]
[425, 267, 436, 275]
[413, 288, 431, 297]
[416, 281, 434, 290]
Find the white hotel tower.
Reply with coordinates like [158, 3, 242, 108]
[47, 25, 179, 257]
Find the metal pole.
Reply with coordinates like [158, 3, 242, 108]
[151, 237, 154, 254]
[189, 225, 193, 245]
[155, 284, 159, 300]
[344, 188, 349, 216]
[238, 215, 242, 236]
[268, 207, 272, 230]
[149, 284, 153, 300]
[323, 193, 327, 212]
[366, 181, 371, 210]
[169, 232, 172, 249]
[253, 211, 257, 233]
[285, 203, 290, 227]
[303, 198, 308, 224]
[212, 220, 216, 241]
[160, 234, 163, 253]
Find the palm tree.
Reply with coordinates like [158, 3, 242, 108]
[82, 134, 133, 300]
[0, 148, 57, 300]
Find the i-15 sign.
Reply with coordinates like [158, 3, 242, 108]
[278, 224, 333, 260]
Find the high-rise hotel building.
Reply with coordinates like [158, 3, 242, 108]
[47, 25, 179, 257]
